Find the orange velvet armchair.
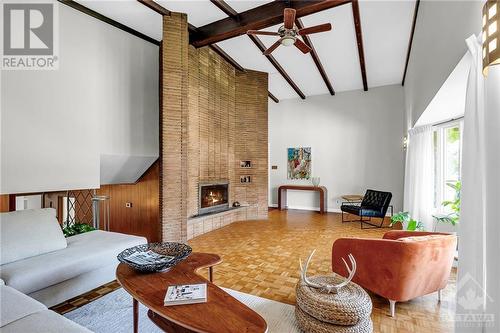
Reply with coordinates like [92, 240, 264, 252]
[332, 231, 457, 316]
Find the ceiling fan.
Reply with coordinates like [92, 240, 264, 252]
[246, 8, 332, 55]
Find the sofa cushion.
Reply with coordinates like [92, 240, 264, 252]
[398, 235, 450, 242]
[1, 310, 91, 333]
[0, 230, 146, 294]
[0, 285, 47, 327]
[0, 208, 67, 265]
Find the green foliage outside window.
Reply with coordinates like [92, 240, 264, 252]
[433, 181, 461, 226]
[62, 223, 95, 237]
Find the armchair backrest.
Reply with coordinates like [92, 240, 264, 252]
[332, 232, 457, 302]
[361, 189, 392, 215]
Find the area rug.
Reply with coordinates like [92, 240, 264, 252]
[65, 287, 300, 332]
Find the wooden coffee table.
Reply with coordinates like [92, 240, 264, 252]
[116, 252, 267, 333]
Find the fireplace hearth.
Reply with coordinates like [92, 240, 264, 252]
[199, 182, 229, 215]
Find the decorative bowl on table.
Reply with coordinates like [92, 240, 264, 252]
[117, 242, 192, 273]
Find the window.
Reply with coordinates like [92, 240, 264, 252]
[433, 122, 462, 211]
[14, 194, 42, 210]
[61, 196, 76, 224]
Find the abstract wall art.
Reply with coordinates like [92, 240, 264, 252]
[287, 147, 311, 179]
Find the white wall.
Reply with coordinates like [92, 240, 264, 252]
[269, 85, 405, 213]
[1, 3, 158, 194]
[404, 0, 482, 129]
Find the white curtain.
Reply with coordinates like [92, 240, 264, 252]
[403, 125, 435, 231]
[456, 35, 500, 332]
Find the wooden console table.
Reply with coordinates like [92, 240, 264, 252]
[116, 253, 267, 333]
[278, 185, 328, 214]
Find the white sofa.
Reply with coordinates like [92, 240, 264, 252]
[0, 208, 147, 332]
[0, 281, 91, 333]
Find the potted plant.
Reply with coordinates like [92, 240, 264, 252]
[62, 222, 95, 237]
[433, 181, 460, 231]
[390, 211, 424, 231]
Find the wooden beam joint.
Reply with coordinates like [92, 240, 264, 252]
[268, 92, 279, 103]
[296, 18, 335, 95]
[248, 35, 306, 100]
[191, 0, 351, 47]
[210, 0, 239, 18]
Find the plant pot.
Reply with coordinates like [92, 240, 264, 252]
[391, 221, 403, 230]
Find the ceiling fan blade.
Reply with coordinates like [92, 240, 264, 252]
[298, 23, 332, 36]
[263, 39, 282, 55]
[247, 30, 280, 36]
[283, 8, 296, 29]
[294, 39, 312, 54]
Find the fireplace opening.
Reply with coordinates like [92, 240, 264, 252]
[199, 182, 229, 215]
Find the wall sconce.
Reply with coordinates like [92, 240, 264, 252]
[483, 0, 499, 76]
[403, 136, 408, 151]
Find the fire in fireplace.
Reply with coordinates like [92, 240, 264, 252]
[199, 182, 229, 215]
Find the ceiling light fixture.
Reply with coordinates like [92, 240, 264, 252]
[246, 8, 331, 55]
[482, 0, 499, 76]
[281, 36, 296, 47]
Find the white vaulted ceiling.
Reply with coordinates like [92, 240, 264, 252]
[75, 0, 415, 100]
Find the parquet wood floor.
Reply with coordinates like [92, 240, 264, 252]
[53, 209, 456, 332]
[188, 208, 456, 333]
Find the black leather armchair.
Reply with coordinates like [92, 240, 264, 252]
[341, 190, 393, 228]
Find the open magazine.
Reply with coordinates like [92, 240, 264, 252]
[124, 250, 174, 266]
[164, 284, 207, 306]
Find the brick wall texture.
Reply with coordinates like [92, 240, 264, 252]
[161, 13, 268, 242]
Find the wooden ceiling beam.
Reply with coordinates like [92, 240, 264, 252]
[137, 0, 170, 15]
[136, 0, 199, 33]
[351, 0, 368, 91]
[191, 0, 351, 47]
[207, 0, 294, 100]
[295, 18, 335, 95]
[248, 35, 306, 100]
[402, 0, 420, 86]
[268, 91, 279, 103]
[210, 0, 238, 18]
[59, 0, 160, 45]
[209, 44, 245, 72]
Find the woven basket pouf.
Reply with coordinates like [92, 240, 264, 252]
[295, 305, 373, 333]
[296, 275, 372, 326]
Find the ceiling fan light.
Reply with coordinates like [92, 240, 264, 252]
[281, 37, 295, 47]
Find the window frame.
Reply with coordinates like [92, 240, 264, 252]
[433, 120, 463, 212]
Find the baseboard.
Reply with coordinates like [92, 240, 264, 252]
[268, 204, 392, 216]
[268, 203, 341, 213]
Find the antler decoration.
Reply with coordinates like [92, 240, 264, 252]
[299, 249, 357, 294]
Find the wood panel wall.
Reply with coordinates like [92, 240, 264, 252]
[97, 161, 160, 242]
[0, 195, 10, 212]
